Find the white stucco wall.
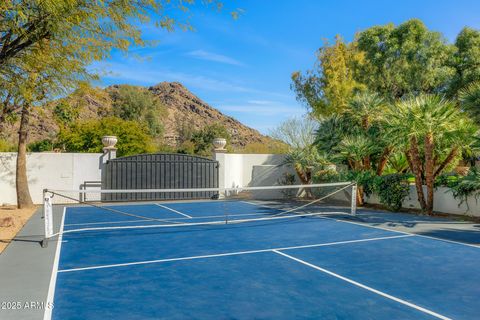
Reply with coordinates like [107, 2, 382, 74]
[366, 186, 480, 217]
[2, 150, 478, 217]
[214, 153, 293, 189]
[0, 152, 102, 205]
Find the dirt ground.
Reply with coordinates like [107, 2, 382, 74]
[0, 205, 37, 254]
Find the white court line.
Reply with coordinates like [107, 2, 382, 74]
[245, 200, 480, 249]
[155, 203, 192, 218]
[318, 213, 480, 249]
[64, 211, 286, 228]
[65, 219, 148, 226]
[55, 210, 348, 236]
[273, 250, 451, 320]
[43, 208, 66, 320]
[58, 234, 412, 273]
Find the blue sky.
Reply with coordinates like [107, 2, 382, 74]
[95, 0, 480, 134]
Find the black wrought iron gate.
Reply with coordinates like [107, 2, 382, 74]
[102, 153, 219, 201]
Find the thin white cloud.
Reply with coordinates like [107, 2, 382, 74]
[93, 62, 292, 99]
[186, 50, 244, 66]
[220, 103, 304, 117]
[247, 100, 274, 105]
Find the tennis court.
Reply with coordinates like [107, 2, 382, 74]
[42, 184, 480, 320]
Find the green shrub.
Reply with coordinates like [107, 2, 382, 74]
[449, 167, 480, 207]
[435, 173, 459, 188]
[326, 170, 410, 211]
[187, 124, 231, 156]
[58, 117, 156, 156]
[373, 174, 410, 211]
[28, 139, 56, 152]
[109, 85, 166, 137]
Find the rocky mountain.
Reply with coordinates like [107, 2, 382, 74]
[0, 82, 274, 150]
[149, 82, 270, 147]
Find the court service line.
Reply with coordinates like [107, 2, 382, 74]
[65, 219, 149, 227]
[58, 234, 412, 273]
[272, 250, 451, 320]
[155, 204, 192, 218]
[318, 213, 480, 249]
[43, 209, 66, 320]
[248, 200, 480, 249]
[64, 210, 286, 227]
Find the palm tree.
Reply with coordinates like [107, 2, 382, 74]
[318, 92, 393, 175]
[316, 92, 393, 205]
[384, 94, 478, 214]
[459, 82, 480, 124]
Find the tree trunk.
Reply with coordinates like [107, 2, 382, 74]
[376, 147, 392, 176]
[356, 185, 364, 206]
[16, 107, 34, 209]
[434, 148, 458, 177]
[424, 133, 435, 215]
[408, 137, 427, 212]
[294, 167, 313, 198]
[363, 156, 371, 170]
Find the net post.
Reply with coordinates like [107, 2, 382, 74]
[42, 189, 54, 248]
[351, 183, 357, 215]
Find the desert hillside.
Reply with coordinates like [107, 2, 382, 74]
[0, 82, 275, 150]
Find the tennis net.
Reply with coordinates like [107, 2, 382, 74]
[42, 182, 357, 247]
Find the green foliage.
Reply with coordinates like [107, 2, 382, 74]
[53, 101, 80, 126]
[0, 139, 16, 152]
[316, 92, 390, 175]
[58, 117, 155, 156]
[356, 19, 455, 98]
[338, 170, 377, 195]
[448, 168, 480, 207]
[459, 81, 480, 124]
[385, 152, 410, 174]
[109, 85, 166, 137]
[384, 94, 479, 213]
[385, 94, 478, 164]
[334, 135, 379, 169]
[238, 141, 289, 154]
[284, 146, 331, 184]
[315, 114, 355, 154]
[434, 173, 459, 188]
[178, 124, 231, 156]
[28, 139, 55, 152]
[372, 174, 410, 211]
[449, 28, 480, 96]
[291, 36, 364, 117]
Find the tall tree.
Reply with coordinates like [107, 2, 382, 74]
[291, 36, 364, 118]
[356, 19, 455, 99]
[0, 0, 237, 208]
[317, 92, 391, 204]
[4, 40, 90, 208]
[0, 0, 238, 124]
[0, 0, 237, 67]
[384, 94, 478, 214]
[448, 27, 480, 97]
[316, 93, 390, 175]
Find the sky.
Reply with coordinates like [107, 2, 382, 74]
[94, 0, 480, 134]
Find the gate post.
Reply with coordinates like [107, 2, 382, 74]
[212, 138, 227, 198]
[102, 135, 118, 161]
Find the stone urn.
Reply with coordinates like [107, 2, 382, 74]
[212, 137, 227, 151]
[102, 135, 118, 150]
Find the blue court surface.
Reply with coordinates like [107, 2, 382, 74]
[46, 200, 480, 320]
